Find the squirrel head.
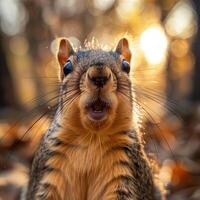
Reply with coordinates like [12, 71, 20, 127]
[57, 38, 133, 134]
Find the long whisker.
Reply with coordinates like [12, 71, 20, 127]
[133, 98, 178, 163]
[117, 90, 160, 156]
[17, 90, 81, 142]
[119, 82, 181, 121]
[118, 88, 178, 162]
[19, 109, 53, 141]
[0, 85, 80, 142]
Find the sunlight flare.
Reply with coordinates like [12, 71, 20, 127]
[140, 26, 168, 65]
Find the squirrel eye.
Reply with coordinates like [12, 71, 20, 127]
[63, 60, 73, 76]
[121, 59, 130, 74]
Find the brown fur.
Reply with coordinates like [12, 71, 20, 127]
[23, 38, 165, 200]
[43, 131, 133, 200]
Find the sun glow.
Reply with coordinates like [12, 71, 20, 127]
[140, 26, 168, 65]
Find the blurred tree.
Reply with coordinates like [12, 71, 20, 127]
[23, 0, 53, 106]
[155, 0, 178, 106]
[0, 32, 18, 111]
[191, 0, 200, 102]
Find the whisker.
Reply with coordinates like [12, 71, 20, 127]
[0, 86, 80, 143]
[132, 98, 178, 163]
[118, 88, 178, 162]
[15, 90, 81, 142]
[132, 86, 182, 120]
[19, 108, 53, 141]
[118, 82, 181, 121]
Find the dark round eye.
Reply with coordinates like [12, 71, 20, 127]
[121, 60, 130, 74]
[63, 60, 73, 76]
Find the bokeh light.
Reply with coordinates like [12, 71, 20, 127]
[116, 0, 144, 21]
[0, 1, 200, 199]
[0, 0, 27, 36]
[93, 0, 115, 11]
[140, 26, 168, 65]
[165, 0, 197, 38]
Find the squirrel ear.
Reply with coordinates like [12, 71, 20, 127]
[115, 38, 132, 63]
[57, 38, 74, 67]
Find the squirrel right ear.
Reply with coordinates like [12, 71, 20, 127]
[57, 38, 74, 67]
[115, 38, 132, 63]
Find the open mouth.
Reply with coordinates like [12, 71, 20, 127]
[86, 99, 109, 121]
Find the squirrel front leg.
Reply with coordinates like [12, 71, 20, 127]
[106, 131, 165, 200]
[100, 148, 164, 199]
[24, 136, 66, 200]
[117, 142, 165, 200]
[98, 131, 165, 200]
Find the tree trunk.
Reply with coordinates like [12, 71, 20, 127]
[0, 33, 17, 110]
[191, 0, 200, 102]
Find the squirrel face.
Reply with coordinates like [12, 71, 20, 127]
[57, 38, 133, 134]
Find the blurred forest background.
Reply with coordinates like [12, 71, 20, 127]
[0, 0, 200, 199]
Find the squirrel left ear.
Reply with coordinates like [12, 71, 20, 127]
[57, 38, 74, 67]
[115, 38, 132, 63]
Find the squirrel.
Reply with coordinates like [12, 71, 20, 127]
[21, 38, 165, 200]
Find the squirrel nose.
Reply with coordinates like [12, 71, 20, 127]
[89, 75, 110, 88]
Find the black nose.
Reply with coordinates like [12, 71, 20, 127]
[89, 76, 110, 88]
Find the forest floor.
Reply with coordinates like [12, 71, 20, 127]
[0, 107, 200, 200]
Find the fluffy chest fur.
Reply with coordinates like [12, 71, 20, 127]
[42, 129, 134, 200]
